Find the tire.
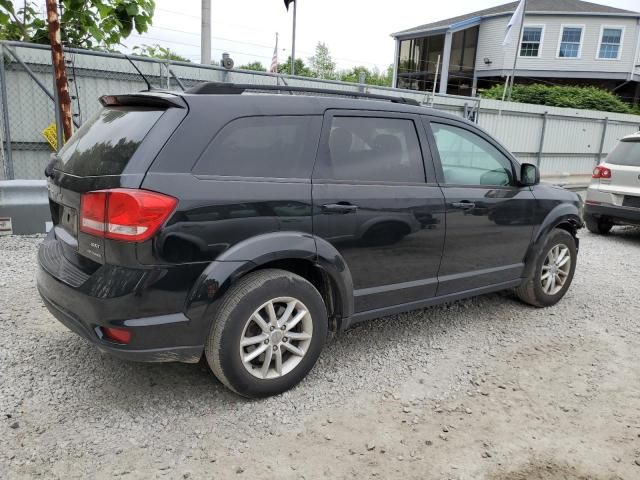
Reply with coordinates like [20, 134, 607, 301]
[584, 214, 613, 235]
[515, 229, 577, 308]
[205, 269, 328, 398]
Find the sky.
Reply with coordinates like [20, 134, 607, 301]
[21, 0, 640, 70]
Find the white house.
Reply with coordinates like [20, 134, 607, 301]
[391, 0, 640, 104]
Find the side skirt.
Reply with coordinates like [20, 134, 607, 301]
[342, 278, 524, 330]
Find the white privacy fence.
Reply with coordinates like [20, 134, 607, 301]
[1, 41, 639, 183]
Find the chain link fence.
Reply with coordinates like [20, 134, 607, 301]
[1, 40, 639, 184]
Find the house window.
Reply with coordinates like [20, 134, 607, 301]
[520, 27, 543, 57]
[558, 26, 582, 58]
[598, 27, 622, 59]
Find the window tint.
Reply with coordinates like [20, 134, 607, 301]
[520, 27, 542, 57]
[598, 28, 622, 59]
[193, 116, 321, 178]
[605, 140, 640, 166]
[317, 116, 425, 183]
[57, 107, 164, 176]
[431, 123, 514, 186]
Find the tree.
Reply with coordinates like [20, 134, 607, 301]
[0, 0, 47, 42]
[0, 0, 155, 49]
[238, 61, 266, 72]
[277, 56, 312, 77]
[308, 42, 336, 80]
[133, 44, 190, 62]
[338, 65, 393, 87]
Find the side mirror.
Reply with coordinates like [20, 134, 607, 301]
[520, 163, 539, 186]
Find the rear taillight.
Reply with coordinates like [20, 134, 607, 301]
[80, 189, 177, 242]
[592, 166, 612, 179]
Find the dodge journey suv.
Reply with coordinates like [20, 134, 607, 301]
[37, 83, 583, 398]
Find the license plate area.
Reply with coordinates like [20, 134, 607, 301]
[622, 195, 640, 209]
[59, 205, 78, 237]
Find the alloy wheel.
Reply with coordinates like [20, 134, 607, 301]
[541, 244, 571, 295]
[239, 297, 313, 379]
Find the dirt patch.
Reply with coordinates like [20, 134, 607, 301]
[489, 460, 623, 480]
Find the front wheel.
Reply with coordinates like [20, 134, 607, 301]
[515, 229, 577, 307]
[205, 269, 328, 398]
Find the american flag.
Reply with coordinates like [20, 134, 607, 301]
[270, 33, 279, 73]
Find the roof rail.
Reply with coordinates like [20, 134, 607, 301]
[185, 82, 421, 106]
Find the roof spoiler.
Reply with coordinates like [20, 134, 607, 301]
[99, 93, 186, 109]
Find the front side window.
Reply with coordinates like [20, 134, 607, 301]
[317, 116, 425, 183]
[558, 26, 582, 58]
[431, 123, 514, 186]
[193, 116, 321, 178]
[598, 28, 622, 59]
[520, 27, 543, 57]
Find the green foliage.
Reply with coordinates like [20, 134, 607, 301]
[238, 61, 266, 72]
[308, 42, 336, 80]
[277, 56, 313, 77]
[480, 83, 638, 114]
[338, 65, 394, 87]
[133, 44, 189, 62]
[0, 0, 47, 42]
[0, 0, 155, 49]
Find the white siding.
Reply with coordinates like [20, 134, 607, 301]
[475, 14, 640, 76]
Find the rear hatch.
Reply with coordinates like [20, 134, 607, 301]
[45, 93, 187, 272]
[599, 137, 640, 200]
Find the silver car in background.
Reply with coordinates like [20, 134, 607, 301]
[584, 132, 640, 234]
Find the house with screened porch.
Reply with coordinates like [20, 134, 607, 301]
[391, 0, 640, 105]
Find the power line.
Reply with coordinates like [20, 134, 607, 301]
[155, 7, 277, 34]
[43, 4, 389, 68]
[145, 24, 385, 67]
[128, 34, 277, 60]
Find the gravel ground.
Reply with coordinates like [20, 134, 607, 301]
[1, 228, 640, 479]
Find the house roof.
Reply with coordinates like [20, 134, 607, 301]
[392, 0, 640, 37]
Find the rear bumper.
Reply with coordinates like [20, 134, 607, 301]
[584, 203, 640, 225]
[36, 234, 205, 363]
[38, 287, 203, 363]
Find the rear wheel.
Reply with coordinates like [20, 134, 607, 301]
[584, 214, 613, 235]
[205, 269, 328, 398]
[515, 229, 577, 307]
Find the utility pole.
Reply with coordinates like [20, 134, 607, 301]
[290, 0, 297, 75]
[201, 0, 212, 64]
[45, 0, 72, 144]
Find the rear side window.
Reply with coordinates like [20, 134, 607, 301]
[57, 107, 164, 176]
[606, 140, 640, 166]
[316, 116, 425, 183]
[193, 116, 321, 178]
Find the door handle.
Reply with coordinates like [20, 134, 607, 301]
[321, 203, 359, 214]
[451, 201, 476, 210]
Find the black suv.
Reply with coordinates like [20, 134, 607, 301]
[37, 84, 583, 398]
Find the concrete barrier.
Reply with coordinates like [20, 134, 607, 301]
[0, 180, 50, 235]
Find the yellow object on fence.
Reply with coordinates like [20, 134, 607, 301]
[41, 123, 58, 151]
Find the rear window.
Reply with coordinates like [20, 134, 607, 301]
[192, 115, 321, 179]
[56, 107, 164, 176]
[315, 116, 425, 183]
[606, 139, 640, 167]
